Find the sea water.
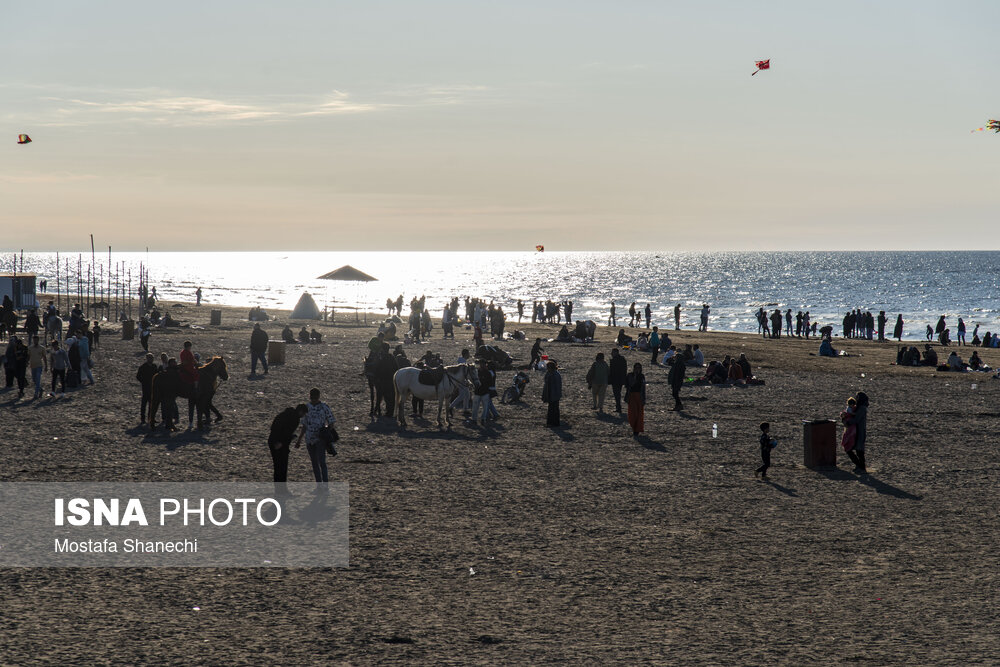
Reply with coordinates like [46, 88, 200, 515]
[12, 250, 1000, 339]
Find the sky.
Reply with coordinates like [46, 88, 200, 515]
[2, 1, 998, 251]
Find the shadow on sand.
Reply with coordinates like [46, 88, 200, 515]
[763, 479, 798, 497]
[636, 435, 666, 452]
[815, 467, 922, 500]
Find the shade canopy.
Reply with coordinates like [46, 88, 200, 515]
[317, 265, 378, 282]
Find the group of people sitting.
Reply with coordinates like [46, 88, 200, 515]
[694, 353, 760, 385]
[554, 320, 596, 343]
[896, 344, 987, 371]
[282, 326, 322, 344]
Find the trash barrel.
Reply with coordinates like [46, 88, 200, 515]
[210, 309, 222, 325]
[121, 319, 135, 340]
[267, 340, 286, 365]
[803, 419, 837, 467]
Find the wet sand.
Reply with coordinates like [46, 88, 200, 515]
[2, 301, 999, 664]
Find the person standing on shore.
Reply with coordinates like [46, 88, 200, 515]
[269, 404, 308, 495]
[644, 304, 652, 329]
[136, 353, 156, 424]
[957, 318, 967, 346]
[893, 314, 904, 341]
[674, 303, 681, 330]
[250, 323, 269, 376]
[179, 341, 200, 427]
[844, 391, 869, 473]
[608, 301, 617, 327]
[699, 304, 710, 332]
[296, 388, 336, 488]
[608, 348, 627, 413]
[625, 363, 646, 436]
[541, 361, 562, 427]
[586, 352, 610, 413]
[649, 327, 661, 365]
[195, 287, 202, 306]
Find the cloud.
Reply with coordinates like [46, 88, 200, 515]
[0, 171, 97, 184]
[28, 85, 491, 127]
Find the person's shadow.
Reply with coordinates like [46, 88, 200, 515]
[858, 474, 922, 500]
[636, 435, 666, 452]
[762, 478, 798, 496]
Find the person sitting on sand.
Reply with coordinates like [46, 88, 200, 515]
[556, 325, 572, 342]
[282, 325, 296, 344]
[922, 344, 938, 366]
[310, 329, 322, 343]
[692, 345, 705, 367]
[737, 353, 752, 380]
[636, 332, 649, 351]
[661, 345, 677, 366]
[818, 338, 836, 357]
[728, 357, 745, 384]
[939, 328, 952, 347]
[616, 329, 633, 348]
[969, 350, 984, 370]
[162, 311, 180, 327]
[947, 351, 965, 371]
[297, 327, 310, 344]
[680, 344, 694, 365]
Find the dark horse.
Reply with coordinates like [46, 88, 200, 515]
[364, 353, 397, 418]
[196, 356, 229, 430]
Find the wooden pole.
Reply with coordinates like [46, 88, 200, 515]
[55, 251, 60, 312]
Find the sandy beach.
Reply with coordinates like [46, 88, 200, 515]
[3, 300, 999, 664]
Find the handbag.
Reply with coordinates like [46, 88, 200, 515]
[317, 424, 339, 455]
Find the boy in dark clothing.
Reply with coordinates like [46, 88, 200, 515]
[530, 338, 544, 369]
[608, 348, 628, 413]
[755, 422, 776, 478]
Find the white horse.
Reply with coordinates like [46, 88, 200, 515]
[394, 363, 475, 428]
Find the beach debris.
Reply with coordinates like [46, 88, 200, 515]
[17, 134, 31, 144]
[191, 606, 201, 611]
[712, 423, 718, 438]
[469, 567, 476, 576]
[751, 59, 770, 76]
[353, 426, 359, 431]
[971, 384, 977, 390]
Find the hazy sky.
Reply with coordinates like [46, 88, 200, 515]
[2, 1, 998, 251]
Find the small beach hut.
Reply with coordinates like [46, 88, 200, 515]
[0, 273, 38, 309]
[317, 265, 378, 323]
[289, 292, 322, 320]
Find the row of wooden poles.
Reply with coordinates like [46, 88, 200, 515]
[9, 236, 151, 321]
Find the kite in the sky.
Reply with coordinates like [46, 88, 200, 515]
[17, 134, 31, 144]
[972, 120, 1000, 133]
[752, 59, 770, 76]
[536, 245, 544, 252]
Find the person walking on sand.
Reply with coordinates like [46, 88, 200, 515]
[586, 352, 610, 413]
[250, 322, 269, 376]
[28, 335, 47, 400]
[541, 361, 562, 427]
[296, 388, 337, 489]
[893, 314, 904, 341]
[844, 391, 869, 473]
[625, 362, 646, 436]
[755, 422, 776, 478]
[649, 327, 661, 365]
[269, 404, 308, 496]
[47, 339, 69, 396]
[628, 302, 637, 328]
[668, 352, 686, 411]
[609, 347, 627, 413]
[957, 318, 967, 346]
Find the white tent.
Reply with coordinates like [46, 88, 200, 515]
[289, 292, 322, 320]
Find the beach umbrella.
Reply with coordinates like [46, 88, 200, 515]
[316, 265, 378, 323]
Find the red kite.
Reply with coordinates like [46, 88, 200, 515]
[535, 245, 544, 252]
[17, 134, 31, 144]
[752, 60, 770, 76]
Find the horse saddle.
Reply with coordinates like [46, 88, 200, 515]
[418, 367, 445, 386]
